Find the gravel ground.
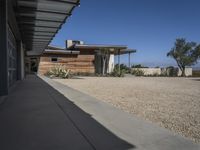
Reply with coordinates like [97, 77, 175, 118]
[54, 77, 200, 143]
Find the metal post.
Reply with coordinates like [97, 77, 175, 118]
[128, 52, 131, 68]
[0, 0, 8, 96]
[17, 41, 22, 80]
[118, 49, 120, 73]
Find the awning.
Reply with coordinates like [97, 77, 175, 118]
[15, 0, 80, 54]
[117, 49, 137, 55]
[74, 44, 127, 50]
[44, 49, 80, 54]
[73, 44, 136, 55]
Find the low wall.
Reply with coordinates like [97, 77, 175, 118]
[38, 54, 95, 75]
[132, 68, 161, 76]
[132, 67, 192, 76]
[178, 68, 192, 76]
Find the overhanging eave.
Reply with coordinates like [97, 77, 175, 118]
[15, 0, 80, 54]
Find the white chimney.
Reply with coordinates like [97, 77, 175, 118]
[66, 40, 73, 49]
[66, 40, 84, 49]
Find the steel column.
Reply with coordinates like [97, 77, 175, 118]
[0, 0, 8, 96]
[118, 49, 120, 73]
[128, 52, 131, 68]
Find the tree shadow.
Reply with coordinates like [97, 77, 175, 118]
[71, 76, 85, 79]
[0, 75, 135, 150]
[190, 78, 200, 81]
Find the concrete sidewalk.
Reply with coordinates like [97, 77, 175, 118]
[0, 75, 133, 150]
[41, 75, 200, 150]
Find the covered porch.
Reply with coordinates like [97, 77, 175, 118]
[0, 0, 80, 96]
[73, 44, 136, 75]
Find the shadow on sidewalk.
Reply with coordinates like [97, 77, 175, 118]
[43, 76, 136, 150]
[0, 75, 135, 150]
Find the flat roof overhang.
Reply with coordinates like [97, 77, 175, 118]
[74, 44, 136, 55]
[74, 44, 127, 50]
[15, 0, 80, 54]
[44, 49, 80, 54]
[116, 49, 137, 55]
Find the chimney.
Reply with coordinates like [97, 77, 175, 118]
[66, 40, 84, 49]
[66, 40, 73, 49]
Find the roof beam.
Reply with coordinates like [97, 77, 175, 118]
[20, 28, 57, 32]
[18, 0, 79, 7]
[20, 25, 58, 29]
[27, 40, 50, 42]
[17, 17, 64, 23]
[21, 30, 56, 34]
[48, 0, 80, 5]
[17, 12, 69, 18]
[26, 37, 51, 41]
[18, 6, 72, 15]
[24, 37, 52, 40]
[23, 35, 54, 38]
[17, 16, 65, 22]
[22, 33, 55, 36]
[19, 21, 61, 28]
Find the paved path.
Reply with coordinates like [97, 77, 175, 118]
[0, 75, 199, 150]
[0, 75, 133, 150]
[41, 75, 200, 150]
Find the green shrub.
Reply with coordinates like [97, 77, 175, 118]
[132, 64, 148, 68]
[45, 65, 72, 79]
[166, 66, 178, 77]
[115, 64, 130, 73]
[131, 69, 145, 76]
[160, 69, 167, 76]
[73, 72, 95, 76]
[110, 66, 125, 77]
[193, 70, 200, 77]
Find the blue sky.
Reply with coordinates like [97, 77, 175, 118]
[51, 0, 200, 67]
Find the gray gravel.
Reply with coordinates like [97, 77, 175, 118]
[55, 77, 200, 143]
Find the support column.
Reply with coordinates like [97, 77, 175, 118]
[17, 41, 25, 80]
[0, 0, 8, 96]
[118, 49, 120, 73]
[128, 52, 131, 68]
[17, 41, 22, 80]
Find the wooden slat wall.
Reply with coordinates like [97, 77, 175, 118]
[38, 54, 95, 75]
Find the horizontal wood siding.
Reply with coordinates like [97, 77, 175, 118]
[38, 54, 95, 75]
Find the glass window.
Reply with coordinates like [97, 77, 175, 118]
[51, 57, 58, 62]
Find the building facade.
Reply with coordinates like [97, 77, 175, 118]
[33, 40, 134, 75]
[38, 45, 95, 75]
[0, 0, 80, 96]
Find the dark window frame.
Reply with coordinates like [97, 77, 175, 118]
[51, 57, 58, 62]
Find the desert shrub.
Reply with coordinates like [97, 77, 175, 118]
[166, 66, 178, 77]
[193, 70, 200, 77]
[152, 73, 159, 76]
[110, 66, 125, 77]
[131, 68, 145, 76]
[132, 64, 148, 68]
[160, 68, 167, 76]
[45, 65, 72, 79]
[115, 64, 130, 73]
[73, 72, 95, 76]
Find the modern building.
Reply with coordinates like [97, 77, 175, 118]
[0, 0, 80, 96]
[0, 0, 135, 96]
[26, 40, 136, 75]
